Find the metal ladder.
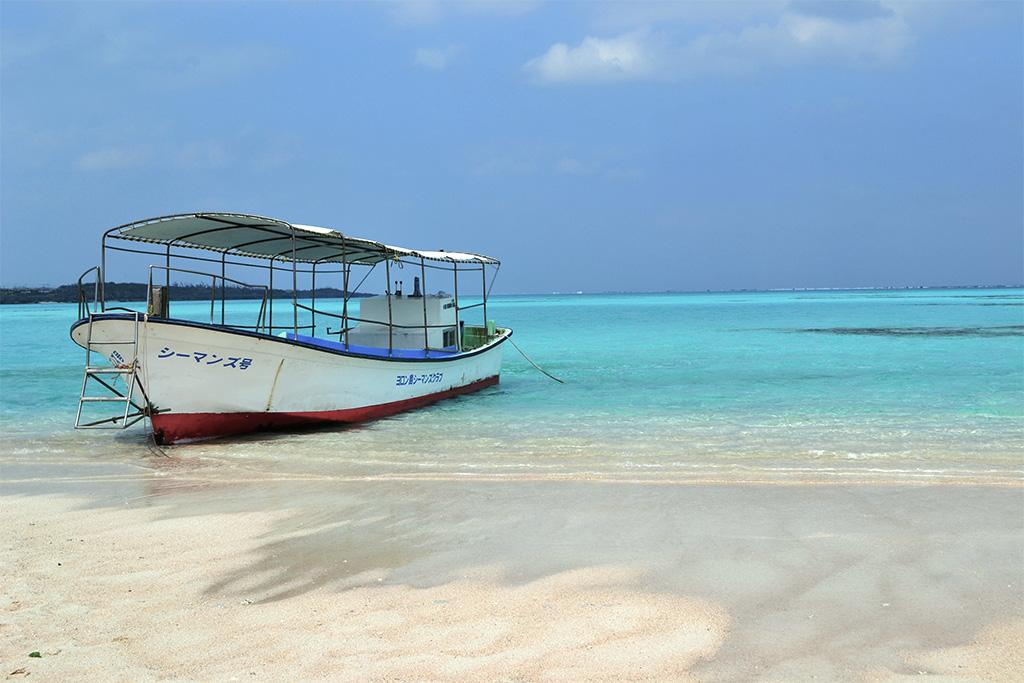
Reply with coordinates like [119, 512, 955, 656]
[75, 312, 152, 430]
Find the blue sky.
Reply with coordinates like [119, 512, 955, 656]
[1, 0, 1021, 292]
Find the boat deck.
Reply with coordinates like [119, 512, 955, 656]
[283, 332, 458, 359]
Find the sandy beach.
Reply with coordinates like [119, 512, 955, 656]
[3, 0, 1022, 676]
[1, 462, 1021, 682]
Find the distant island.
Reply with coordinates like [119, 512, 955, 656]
[3, 282, 1020, 305]
[0, 282, 373, 305]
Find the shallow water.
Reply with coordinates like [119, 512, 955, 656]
[1, 289, 1022, 482]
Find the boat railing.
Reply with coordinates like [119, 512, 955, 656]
[294, 300, 484, 348]
[76, 265, 101, 319]
[85, 216, 501, 348]
[294, 302, 462, 332]
[147, 265, 271, 334]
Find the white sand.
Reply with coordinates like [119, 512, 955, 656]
[1, 495, 727, 681]
[866, 619, 1024, 682]
[1, 475, 1021, 681]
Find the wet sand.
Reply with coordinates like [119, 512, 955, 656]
[1, 463, 1022, 681]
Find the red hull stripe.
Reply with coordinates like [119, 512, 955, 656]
[151, 375, 499, 444]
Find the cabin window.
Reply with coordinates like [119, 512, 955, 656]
[443, 328, 456, 348]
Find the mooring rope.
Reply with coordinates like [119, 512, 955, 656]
[509, 338, 565, 384]
[146, 432, 168, 458]
[143, 413, 168, 462]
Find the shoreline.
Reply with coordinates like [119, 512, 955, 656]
[6, 456, 1021, 489]
[7, 471, 1024, 488]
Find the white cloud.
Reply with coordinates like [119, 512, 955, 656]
[676, 12, 909, 78]
[414, 45, 462, 71]
[75, 146, 151, 171]
[526, 1, 913, 84]
[525, 31, 657, 84]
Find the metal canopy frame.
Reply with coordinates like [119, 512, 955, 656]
[84, 212, 500, 355]
[104, 212, 500, 265]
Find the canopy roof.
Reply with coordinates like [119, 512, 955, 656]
[107, 212, 499, 265]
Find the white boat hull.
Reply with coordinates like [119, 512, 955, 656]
[71, 315, 508, 444]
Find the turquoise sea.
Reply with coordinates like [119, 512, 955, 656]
[1, 289, 1022, 483]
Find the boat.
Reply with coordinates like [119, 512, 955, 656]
[70, 212, 510, 444]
